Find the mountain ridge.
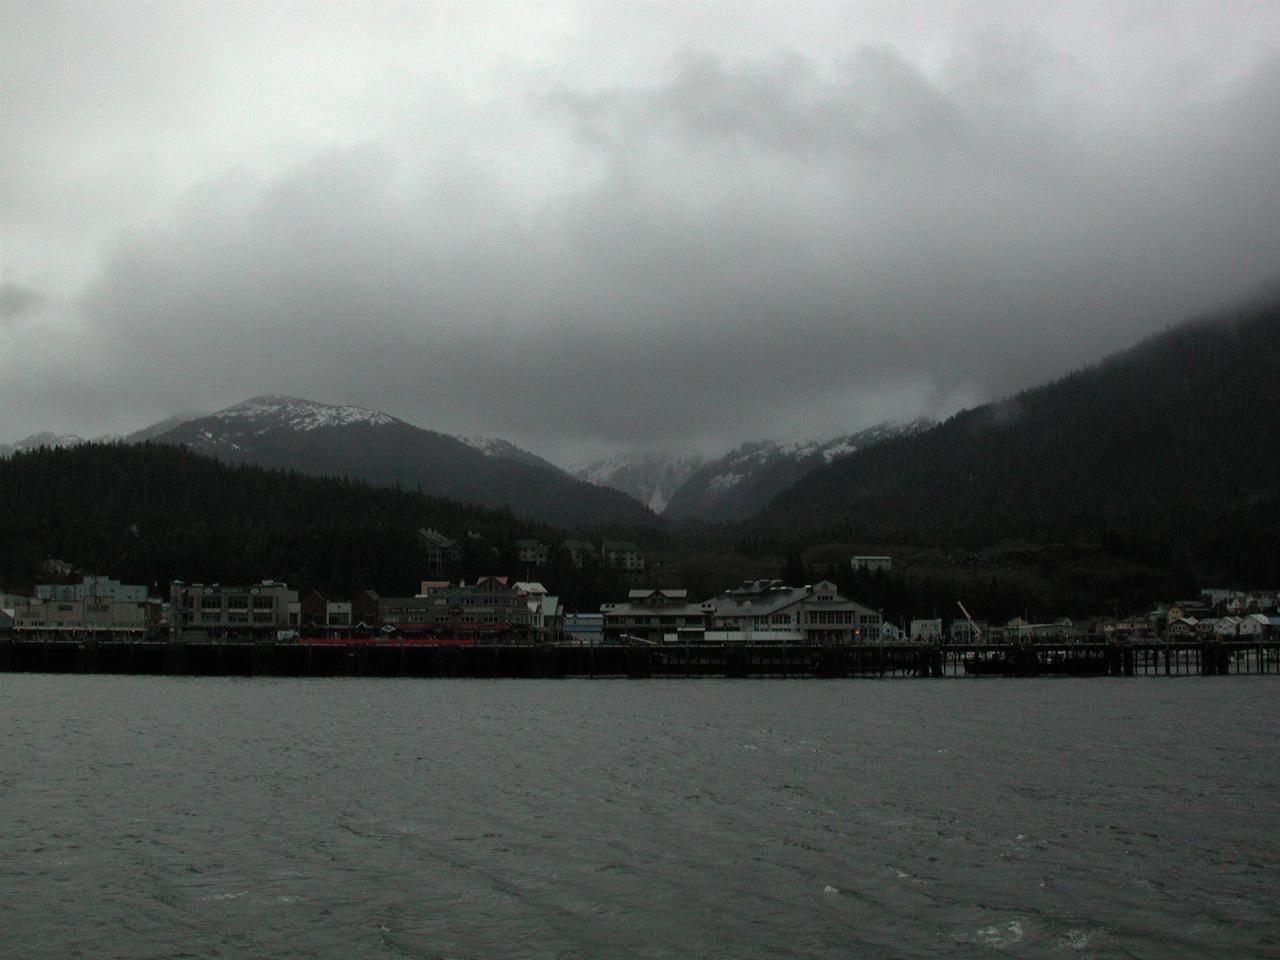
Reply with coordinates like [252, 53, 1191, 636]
[758, 293, 1280, 583]
[150, 395, 658, 529]
[662, 422, 934, 523]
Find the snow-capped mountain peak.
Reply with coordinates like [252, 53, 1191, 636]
[212, 395, 395, 432]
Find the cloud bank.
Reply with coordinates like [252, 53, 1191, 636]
[3, 2, 1278, 461]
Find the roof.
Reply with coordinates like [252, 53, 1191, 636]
[627, 588, 687, 601]
[418, 528, 457, 547]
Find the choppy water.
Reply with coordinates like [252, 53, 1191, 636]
[2, 675, 1278, 959]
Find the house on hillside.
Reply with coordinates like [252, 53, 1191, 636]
[561, 540, 598, 569]
[602, 540, 645, 573]
[418, 528, 462, 572]
[515, 540, 550, 567]
[851, 555, 892, 573]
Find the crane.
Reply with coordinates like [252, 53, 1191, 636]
[956, 601, 983, 642]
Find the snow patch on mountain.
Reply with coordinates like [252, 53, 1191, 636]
[456, 435, 567, 474]
[662, 420, 934, 522]
[213, 395, 394, 431]
[571, 452, 705, 515]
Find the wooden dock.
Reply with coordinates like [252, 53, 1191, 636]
[1, 637, 1277, 679]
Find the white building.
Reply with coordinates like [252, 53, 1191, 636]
[850, 556, 892, 573]
[709, 579, 881, 645]
[910, 618, 943, 642]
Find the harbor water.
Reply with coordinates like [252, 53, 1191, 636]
[2, 675, 1277, 958]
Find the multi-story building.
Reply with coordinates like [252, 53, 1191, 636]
[601, 540, 645, 573]
[561, 540, 599, 569]
[514, 540, 550, 567]
[601, 589, 712, 644]
[378, 577, 534, 642]
[513, 582, 563, 642]
[850, 556, 892, 573]
[708, 579, 881, 644]
[169, 580, 299, 640]
[15, 576, 157, 637]
[36, 576, 149, 602]
[14, 595, 160, 637]
[418, 528, 462, 572]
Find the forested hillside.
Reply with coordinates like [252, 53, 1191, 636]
[761, 295, 1280, 586]
[0, 443, 645, 602]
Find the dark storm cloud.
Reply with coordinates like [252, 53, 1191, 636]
[3, 4, 1279, 458]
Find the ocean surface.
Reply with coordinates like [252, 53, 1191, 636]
[2, 675, 1277, 959]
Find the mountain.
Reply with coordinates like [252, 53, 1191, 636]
[151, 395, 657, 529]
[571, 453, 706, 515]
[456, 435, 567, 475]
[2, 415, 200, 457]
[759, 294, 1280, 582]
[0, 432, 87, 458]
[662, 423, 933, 523]
[120, 413, 201, 443]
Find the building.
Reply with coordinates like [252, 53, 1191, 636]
[35, 576, 149, 602]
[326, 602, 352, 631]
[708, 579, 882, 645]
[561, 540, 599, 569]
[850, 556, 892, 573]
[169, 580, 299, 640]
[563, 613, 604, 645]
[601, 589, 711, 644]
[910, 618, 943, 642]
[601, 540, 645, 573]
[14, 595, 160, 637]
[948, 617, 988, 644]
[378, 577, 534, 642]
[418, 528, 462, 572]
[299, 591, 353, 636]
[514, 583, 564, 642]
[514, 540, 550, 567]
[880, 621, 906, 642]
[351, 590, 381, 632]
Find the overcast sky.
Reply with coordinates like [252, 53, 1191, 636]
[3, 1, 1278, 463]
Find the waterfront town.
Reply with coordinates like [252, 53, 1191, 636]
[5, 544, 1279, 649]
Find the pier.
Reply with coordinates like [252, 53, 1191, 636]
[1, 636, 1277, 679]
